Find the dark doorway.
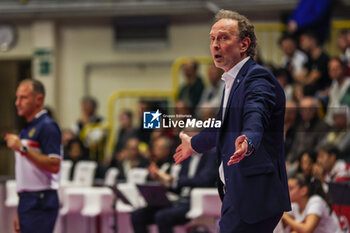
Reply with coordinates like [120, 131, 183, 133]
[0, 59, 31, 175]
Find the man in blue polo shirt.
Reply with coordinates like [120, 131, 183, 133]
[5, 79, 62, 233]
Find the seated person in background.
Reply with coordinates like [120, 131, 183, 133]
[278, 33, 308, 79]
[337, 29, 350, 76]
[62, 128, 75, 155]
[131, 130, 217, 233]
[148, 136, 175, 180]
[287, 96, 330, 163]
[275, 68, 294, 102]
[324, 58, 350, 125]
[113, 109, 138, 155]
[71, 96, 103, 137]
[319, 106, 350, 161]
[71, 96, 105, 161]
[295, 31, 331, 96]
[109, 137, 149, 180]
[178, 59, 205, 109]
[313, 144, 350, 185]
[296, 150, 317, 180]
[197, 63, 224, 114]
[282, 173, 341, 233]
[284, 101, 299, 163]
[65, 138, 90, 180]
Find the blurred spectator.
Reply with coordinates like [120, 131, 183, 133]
[71, 96, 105, 161]
[287, 0, 332, 44]
[197, 63, 224, 111]
[113, 110, 138, 155]
[313, 144, 350, 184]
[297, 150, 317, 180]
[109, 137, 149, 180]
[178, 59, 205, 109]
[279, 33, 308, 78]
[149, 136, 174, 167]
[337, 29, 350, 76]
[295, 31, 331, 96]
[147, 136, 176, 185]
[71, 96, 103, 137]
[174, 100, 193, 135]
[287, 97, 330, 163]
[198, 103, 218, 122]
[65, 138, 90, 180]
[319, 106, 350, 161]
[291, 83, 304, 103]
[324, 58, 350, 125]
[61, 128, 75, 155]
[275, 68, 294, 101]
[284, 101, 299, 159]
[282, 174, 341, 233]
[131, 130, 217, 233]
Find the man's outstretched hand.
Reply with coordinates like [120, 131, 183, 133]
[227, 135, 248, 166]
[173, 131, 194, 165]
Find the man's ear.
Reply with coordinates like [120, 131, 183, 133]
[36, 93, 44, 105]
[240, 37, 251, 54]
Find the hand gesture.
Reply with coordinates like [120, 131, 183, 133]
[173, 131, 194, 165]
[227, 135, 248, 166]
[5, 133, 22, 152]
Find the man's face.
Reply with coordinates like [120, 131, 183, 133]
[300, 98, 316, 122]
[210, 19, 246, 72]
[82, 100, 95, 117]
[299, 35, 312, 52]
[281, 38, 296, 57]
[328, 59, 344, 81]
[288, 178, 304, 203]
[317, 150, 333, 171]
[15, 83, 39, 118]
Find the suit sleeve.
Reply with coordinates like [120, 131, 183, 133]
[241, 69, 277, 150]
[191, 127, 217, 153]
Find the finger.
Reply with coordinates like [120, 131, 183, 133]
[175, 156, 185, 165]
[175, 144, 182, 153]
[173, 150, 182, 159]
[232, 148, 246, 158]
[227, 156, 244, 166]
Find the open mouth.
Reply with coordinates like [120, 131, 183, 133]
[214, 54, 222, 59]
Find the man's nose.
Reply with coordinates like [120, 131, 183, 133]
[212, 40, 219, 49]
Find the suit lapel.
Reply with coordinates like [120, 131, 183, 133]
[222, 58, 255, 121]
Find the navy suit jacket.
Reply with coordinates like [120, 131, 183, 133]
[191, 58, 291, 224]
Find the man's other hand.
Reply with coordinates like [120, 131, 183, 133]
[228, 135, 248, 166]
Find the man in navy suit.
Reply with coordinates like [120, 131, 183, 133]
[174, 10, 291, 232]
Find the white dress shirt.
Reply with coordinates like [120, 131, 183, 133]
[219, 56, 250, 185]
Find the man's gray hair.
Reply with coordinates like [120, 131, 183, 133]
[20, 79, 46, 96]
[215, 10, 257, 58]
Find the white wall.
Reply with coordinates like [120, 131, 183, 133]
[57, 22, 212, 128]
